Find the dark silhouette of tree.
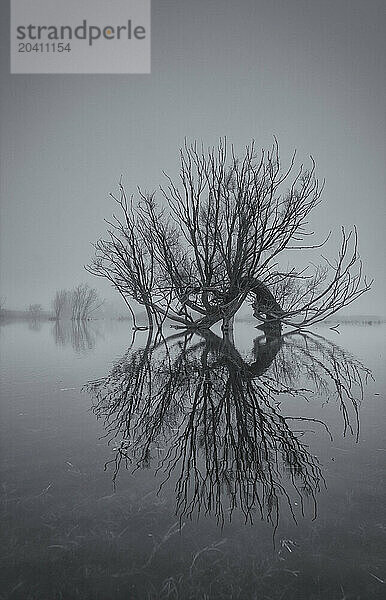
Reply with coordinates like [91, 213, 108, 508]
[87, 139, 371, 333]
[85, 328, 370, 527]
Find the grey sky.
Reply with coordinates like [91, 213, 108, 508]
[1, 0, 385, 314]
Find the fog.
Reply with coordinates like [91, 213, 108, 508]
[1, 0, 385, 315]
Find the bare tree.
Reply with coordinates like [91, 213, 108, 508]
[52, 285, 103, 321]
[52, 289, 69, 320]
[70, 283, 102, 321]
[28, 303, 43, 319]
[87, 139, 371, 332]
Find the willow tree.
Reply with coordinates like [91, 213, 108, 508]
[87, 139, 371, 332]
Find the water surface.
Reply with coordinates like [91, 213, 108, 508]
[0, 319, 385, 599]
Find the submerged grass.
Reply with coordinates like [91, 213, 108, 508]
[1, 472, 385, 600]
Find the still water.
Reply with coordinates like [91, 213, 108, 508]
[0, 319, 385, 599]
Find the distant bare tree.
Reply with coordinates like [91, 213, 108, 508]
[51, 285, 103, 321]
[0, 297, 5, 311]
[28, 304, 43, 319]
[87, 139, 371, 333]
[70, 283, 103, 321]
[52, 289, 69, 320]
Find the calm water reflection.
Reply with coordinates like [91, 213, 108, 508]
[52, 319, 102, 353]
[86, 329, 369, 529]
[0, 320, 385, 599]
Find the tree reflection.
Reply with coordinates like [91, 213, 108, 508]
[85, 328, 370, 528]
[53, 319, 98, 353]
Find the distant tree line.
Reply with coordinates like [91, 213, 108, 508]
[52, 284, 102, 321]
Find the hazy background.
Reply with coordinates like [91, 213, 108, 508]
[1, 0, 385, 315]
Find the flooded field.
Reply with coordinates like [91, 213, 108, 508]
[0, 319, 385, 599]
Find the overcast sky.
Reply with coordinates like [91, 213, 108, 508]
[1, 0, 385, 315]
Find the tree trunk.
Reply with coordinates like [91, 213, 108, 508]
[145, 303, 154, 330]
[251, 279, 284, 333]
[221, 314, 235, 344]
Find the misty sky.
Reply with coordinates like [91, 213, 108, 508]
[1, 0, 385, 315]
